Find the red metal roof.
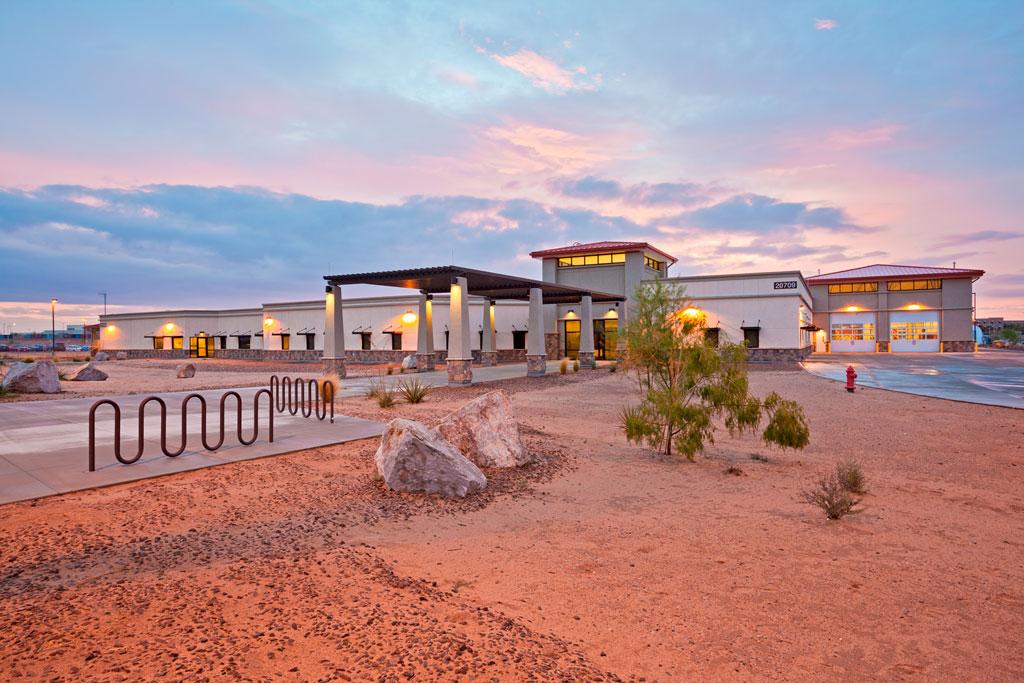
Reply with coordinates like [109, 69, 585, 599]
[529, 240, 678, 264]
[806, 264, 984, 284]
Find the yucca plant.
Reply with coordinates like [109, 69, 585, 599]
[376, 385, 397, 408]
[397, 377, 431, 404]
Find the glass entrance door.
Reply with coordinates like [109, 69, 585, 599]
[595, 319, 618, 360]
[563, 320, 580, 359]
[189, 334, 213, 358]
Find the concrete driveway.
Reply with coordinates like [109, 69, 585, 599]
[801, 349, 1024, 409]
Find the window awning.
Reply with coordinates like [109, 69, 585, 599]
[740, 321, 761, 330]
[801, 324, 821, 331]
[325, 265, 625, 304]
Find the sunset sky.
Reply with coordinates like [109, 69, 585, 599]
[1, 1, 1022, 330]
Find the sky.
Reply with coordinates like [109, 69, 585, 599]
[1, 0, 1022, 331]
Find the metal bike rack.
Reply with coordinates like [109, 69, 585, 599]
[269, 375, 335, 423]
[88, 389, 274, 472]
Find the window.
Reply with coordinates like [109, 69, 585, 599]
[512, 330, 527, 350]
[891, 321, 939, 340]
[302, 333, 315, 350]
[830, 323, 875, 341]
[388, 332, 402, 350]
[644, 256, 663, 271]
[743, 328, 760, 349]
[360, 332, 371, 350]
[152, 336, 164, 350]
[172, 336, 183, 350]
[557, 252, 626, 267]
[237, 335, 251, 350]
[217, 335, 227, 350]
[703, 328, 719, 347]
[280, 334, 290, 350]
[828, 282, 878, 294]
[887, 279, 941, 291]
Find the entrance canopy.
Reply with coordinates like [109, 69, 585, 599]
[324, 265, 625, 304]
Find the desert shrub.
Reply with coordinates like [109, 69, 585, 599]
[802, 474, 860, 519]
[835, 460, 867, 494]
[0, 384, 10, 397]
[750, 453, 769, 462]
[23, 357, 34, 363]
[376, 386, 397, 408]
[365, 381, 383, 399]
[559, 358, 568, 374]
[608, 362, 617, 373]
[724, 465, 744, 476]
[619, 280, 811, 460]
[57, 370, 68, 381]
[572, 359, 579, 372]
[397, 378, 430, 403]
[386, 365, 394, 376]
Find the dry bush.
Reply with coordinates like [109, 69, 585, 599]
[559, 358, 568, 374]
[724, 465, 744, 476]
[316, 373, 340, 399]
[397, 378, 430, 403]
[572, 359, 580, 372]
[386, 365, 395, 376]
[376, 386, 398, 408]
[802, 474, 860, 519]
[835, 460, 867, 494]
[608, 362, 617, 373]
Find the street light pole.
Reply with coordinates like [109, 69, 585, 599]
[51, 298, 58, 357]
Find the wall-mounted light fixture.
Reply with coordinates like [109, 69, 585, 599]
[401, 310, 417, 324]
[907, 304, 923, 310]
[164, 322, 174, 331]
[263, 317, 274, 327]
[845, 305, 860, 312]
[681, 306, 701, 318]
[106, 324, 115, 333]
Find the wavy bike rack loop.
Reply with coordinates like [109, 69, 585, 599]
[88, 388, 274, 472]
[269, 375, 335, 424]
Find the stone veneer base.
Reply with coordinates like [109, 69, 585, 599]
[942, 340, 975, 352]
[416, 352, 436, 372]
[480, 351, 498, 367]
[578, 351, 596, 369]
[746, 346, 813, 363]
[322, 357, 347, 378]
[526, 354, 547, 377]
[447, 358, 473, 385]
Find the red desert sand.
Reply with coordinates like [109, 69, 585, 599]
[1, 369, 1022, 680]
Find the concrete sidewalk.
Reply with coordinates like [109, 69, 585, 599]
[0, 360, 565, 505]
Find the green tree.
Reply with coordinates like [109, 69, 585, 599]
[1001, 327, 1021, 344]
[619, 280, 810, 459]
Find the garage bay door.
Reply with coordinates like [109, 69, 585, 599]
[830, 312, 876, 352]
[890, 311, 940, 352]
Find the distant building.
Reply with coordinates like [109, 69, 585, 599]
[976, 317, 1024, 336]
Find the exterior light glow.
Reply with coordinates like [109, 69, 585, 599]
[566, 309, 577, 318]
[165, 322, 174, 331]
[907, 304, 922, 310]
[263, 317, 274, 327]
[401, 310, 417, 324]
[106, 325, 115, 333]
[845, 306, 860, 312]
[681, 307, 701, 318]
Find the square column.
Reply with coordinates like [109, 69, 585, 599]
[526, 287, 546, 377]
[322, 284, 347, 377]
[447, 277, 472, 385]
[415, 293, 436, 372]
[579, 295, 596, 368]
[481, 300, 497, 366]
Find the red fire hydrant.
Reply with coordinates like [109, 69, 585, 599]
[845, 365, 857, 393]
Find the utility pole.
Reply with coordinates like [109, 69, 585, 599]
[99, 291, 108, 315]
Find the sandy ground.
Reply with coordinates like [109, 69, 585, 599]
[0, 358, 398, 402]
[1, 368, 1022, 680]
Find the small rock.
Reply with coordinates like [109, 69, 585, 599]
[176, 363, 196, 378]
[115, 351, 128, 361]
[71, 362, 108, 382]
[401, 354, 417, 370]
[1, 360, 61, 394]
[93, 351, 110, 361]
[437, 390, 532, 467]
[374, 418, 486, 498]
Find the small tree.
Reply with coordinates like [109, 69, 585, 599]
[619, 280, 810, 459]
[1002, 327, 1021, 345]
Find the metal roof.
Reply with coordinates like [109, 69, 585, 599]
[324, 265, 625, 304]
[806, 263, 984, 284]
[529, 240, 679, 264]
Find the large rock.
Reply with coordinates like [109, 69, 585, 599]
[374, 419, 486, 498]
[401, 354, 417, 370]
[71, 362, 108, 382]
[437, 390, 531, 467]
[93, 351, 109, 361]
[176, 363, 196, 378]
[1, 360, 60, 394]
[115, 351, 128, 361]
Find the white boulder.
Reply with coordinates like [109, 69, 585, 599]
[115, 351, 128, 361]
[437, 390, 531, 468]
[1, 360, 60, 394]
[176, 363, 196, 378]
[71, 362, 108, 382]
[374, 418, 486, 498]
[93, 351, 109, 361]
[401, 354, 417, 370]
